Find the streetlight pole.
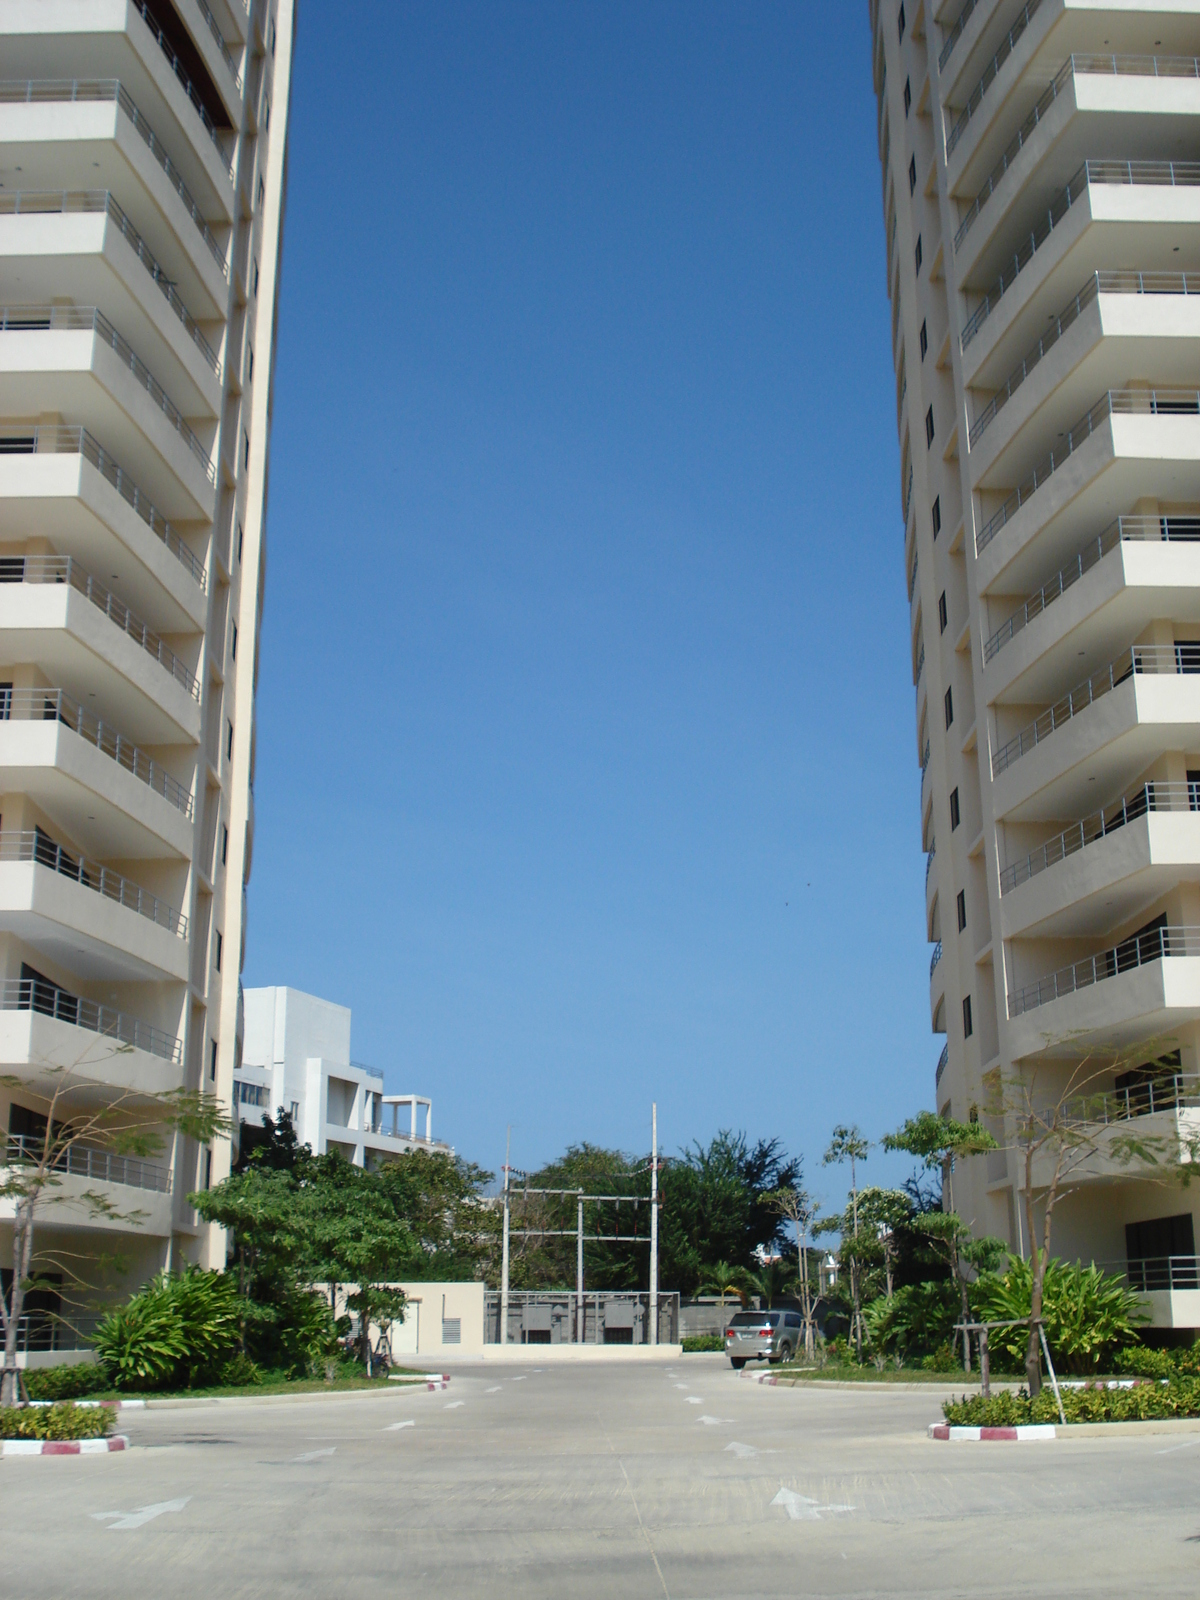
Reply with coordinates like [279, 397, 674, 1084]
[649, 1101, 658, 1346]
[500, 1126, 510, 1347]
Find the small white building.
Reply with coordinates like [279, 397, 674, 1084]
[237, 986, 449, 1167]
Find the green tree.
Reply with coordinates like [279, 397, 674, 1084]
[699, 1261, 746, 1308]
[973, 1257, 1148, 1376]
[821, 1125, 870, 1358]
[765, 1185, 822, 1356]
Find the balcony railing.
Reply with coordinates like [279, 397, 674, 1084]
[0, 686, 194, 818]
[999, 780, 1200, 895]
[1122, 1255, 1200, 1292]
[1007, 923, 1200, 1018]
[0, 828, 187, 936]
[969, 273, 1200, 452]
[921, 736, 931, 778]
[5, 1133, 171, 1192]
[1062, 1073, 1200, 1127]
[131, 0, 234, 176]
[945, 0, 1044, 159]
[915, 641, 925, 686]
[0, 974, 182, 1062]
[984, 515, 1200, 664]
[935, 1042, 949, 1088]
[930, 941, 943, 977]
[191, 0, 244, 91]
[939, 0, 981, 71]
[955, 57, 1200, 252]
[7, 1313, 102, 1354]
[0, 191, 219, 375]
[0, 425, 206, 590]
[3, 553, 199, 697]
[0, 80, 227, 274]
[992, 643, 1190, 777]
[926, 838, 936, 886]
[961, 162, 1200, 352]
[0, 306, 214, 481]
[976, 389, 1200, 556]
[908, 547, 918, 602]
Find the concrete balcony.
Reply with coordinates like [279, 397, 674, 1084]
[0, 830, 188, 983]
[944, 0, 1054, 180]
[0, 80, 230, 316]
[1005, 923, 1200, 1055]
[982, 519, 1200, 708]
[991, 647, 1200, 823]
[973, 392, 1200, 596]
[0, 976, 182, 1089]
[0, 686, 194, 860]
[953, 62, 1200, 287]
[0, 309, 216, 518]
[959, 167, 1200, 387]
[1, 1130, 173, 1237]
[1000, 784, 1200, 940]
[0, 426, 208, 630]
[0, 190, 223, 410]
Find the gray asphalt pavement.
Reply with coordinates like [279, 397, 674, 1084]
[4, 1353, 1199, 1598]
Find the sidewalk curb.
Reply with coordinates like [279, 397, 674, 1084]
[744, 1372, 992, 1392]
[388, 1374, 451, 1391]
[2, 1434, 129, 1456]
[26, 1400, 145, 1411]
[928, 1423, 1056, 1442]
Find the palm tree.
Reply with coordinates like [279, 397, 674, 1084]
[700, 1261, 745, 1309]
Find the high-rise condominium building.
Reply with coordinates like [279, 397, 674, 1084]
[871, 0, 1200, 1335]
[0, 0, 295, 1337]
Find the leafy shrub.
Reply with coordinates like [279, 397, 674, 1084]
[921, 1342, 961, 1373]
[1116, 1341, 1200, 1379]
[682, 1335, 725, 1353]
[22, 1363, 109, 1401]
[825, 1335, 853, 1365]
[94, 1268, 241, 1391]
[864, 1281, 959, 1361]
[218, 1352, 263, 1387]
[971, 1258, 1147, 1375]
[943, 1378, 1200, 1426]
[0, 1402, 113, 1440]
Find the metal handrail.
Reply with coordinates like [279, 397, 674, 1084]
[935, 1042, 949, 1088]
[930, 941, 943, 977]
[0, 190, 219, 374]
[1008, 925, 1200, 1018]
[8, 1313, 102, 1354]
[0, 686, 194, 817]
[0, 829, 187, 936]
[970, 273, 1200, 451]
[131, 0, 233, 176]
[0, 306, 214, 479]
[1062, 1073, 1200, 1127]
[977, 389, 1200, 555]
[5, 1133, 171, 1192]
[984, 515, 1200, 663]
[945, 0, 1044, 159]
[993, 643, 1190, 777]
[0, 80, 227, 273]
[961, 162, 1200, 351]
[999, 780, 1200, 895]
[2, 554, 199, 697]
[939, 0, 981, 71]
[191, 0, 243, 90]
[0, 426, 205, 589]
[1118, 1255, 1200, 1291]
[955, 56, 1200, 250]
[0, 976, 181, 1062]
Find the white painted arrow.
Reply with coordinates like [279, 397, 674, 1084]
[443, 1401, 464, 1410]
[384, 1420, 414, 1431]
[485, 1386, 502, 1394]
[697, 1415, 727, 1426]
[293, 1447, 336, 1463]
[91, 1497, 191, 1532]
[725, 1441, 757, 1458]
[685, 1396, 704, 1404]
[770, 1485, 855, 1522]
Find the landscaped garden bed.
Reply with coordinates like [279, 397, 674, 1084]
[0, 1402, 114, 1441]
[943, 1378, 1200, 1427]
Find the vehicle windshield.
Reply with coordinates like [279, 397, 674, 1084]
[728, 1311, 779, 1327]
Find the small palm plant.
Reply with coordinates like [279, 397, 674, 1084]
[700, 1261, 746, 1309]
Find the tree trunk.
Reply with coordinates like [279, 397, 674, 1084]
[2, 1196, 35, 1407]
[958, 1271, 971, 1373]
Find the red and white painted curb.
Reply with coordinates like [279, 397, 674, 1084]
[389, 1373, 452, 1391]
[928, 1423, 1056, 1442]
[3, 1434, 129, 1456]
[26, 1399, 144, 1411]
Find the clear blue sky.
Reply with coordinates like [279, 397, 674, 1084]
[248, 2, 929, 1213]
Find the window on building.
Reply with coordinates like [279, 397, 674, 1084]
[270, 16, 277, 54]
[204, 1148, 213, 1189]
[950, 787, 960, 829]
[252, 257, 259, 297]
[908, 155, 917, 195]
[920, 319, 927, 360]
[257, 175, 265, 210]
[932, 496, 941, 538]
[231, 624, 238, 661]
[243, 432, 251, 469]
[914, 235, 923, 274]
[290, 1101, 299, 1122]
[221, 823, 229, 867]
[957, 890, 966, 932]
[215, 931, 223, 972]
[962, 995, 973, 1038]
[246, 344, 254, 383]
[944, 687, 954, 728]
[263, 97, 271, 130]
[237, 523, 244, 563]
[226, 719, 234, 760]
[925, 405, 935, 447]
[210, 1039, 218, 1080]
[903, 76, 911, 116]
[898, 3, 906, 41]
[938, 591, 948, 633]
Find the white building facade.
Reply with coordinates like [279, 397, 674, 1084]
[0, 0, 297, 1334]
[239, 985, 447, 1167]
[871, 0, 1200, 1331]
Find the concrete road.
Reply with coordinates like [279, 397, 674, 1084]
[4, 1353, 1200, 1598]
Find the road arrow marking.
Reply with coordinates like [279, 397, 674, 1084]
[770, 1486, 855, 1523]
[91, 1497, 191, 1532]
[485, 1386, 502, 1394]
[673, 1383, 688, 1390]
[685, 1396, 704, 1404]
[293, 1448, 336, 1463]
[384, 1421, 414, 1431]
[726, 1441, 757, 1458]
[444, 1401, 464, 1409]
[697, 1415, 727, 1426]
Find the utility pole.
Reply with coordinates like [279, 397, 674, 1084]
[500, 1126, 511, 1347]
[576, 1192, 584, 1344]
[649, 1100, 658, 1346]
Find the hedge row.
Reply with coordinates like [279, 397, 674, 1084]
[0, 1403, 114, 1440]
[943, 1378, 1200, 1427]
